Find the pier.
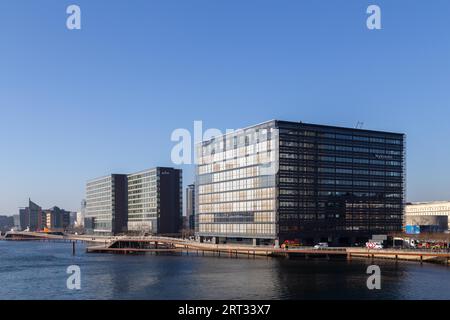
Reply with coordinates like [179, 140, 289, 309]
[85, 236, 450, 265]
[3, 232, 449, 265]
[1, 231, 110, 244]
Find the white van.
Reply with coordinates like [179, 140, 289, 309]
[314, 242, 329, 249]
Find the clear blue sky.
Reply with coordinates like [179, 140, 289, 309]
[1, 0, 450, 214]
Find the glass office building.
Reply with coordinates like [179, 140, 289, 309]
[195, 120, 405, 245]
[85, 174, 128, 235]
[87, 168, 182, 236]
[128, 168, 158, 233]
[127, 167, 182, 235]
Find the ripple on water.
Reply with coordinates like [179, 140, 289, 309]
[1, 241, 450, 300]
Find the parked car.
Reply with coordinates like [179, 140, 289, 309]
[314, 242, 329, 249]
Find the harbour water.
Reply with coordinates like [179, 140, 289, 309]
[1, 241, 450, 300]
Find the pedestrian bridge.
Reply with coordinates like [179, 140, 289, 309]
[3, 232, 449, 265]
[86, 237, 450, 265]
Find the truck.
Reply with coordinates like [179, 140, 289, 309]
[366, 241, 383, 249]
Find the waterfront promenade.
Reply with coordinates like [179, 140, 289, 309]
[2, 231, 449, 265]
[86, 237, 450, 265]
[1, 231, 110, 243]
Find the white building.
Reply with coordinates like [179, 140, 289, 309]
[76, 199, 86, 227]
[405, 201, 450, 231]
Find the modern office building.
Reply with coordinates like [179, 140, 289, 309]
[19, 199, 44, 231]
[186, 184, 196, 230]
[44, 206, 71, 231]
[405, 201, 450, 232]
[86, 168, 182, 235]
[128, 167, 182, 235]
[85, 174, 128, 235]
[195, 120, 405, 246]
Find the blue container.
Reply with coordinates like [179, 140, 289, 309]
[405, 225, 420, 234]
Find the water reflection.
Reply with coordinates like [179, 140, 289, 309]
[1, 242, 449, 300]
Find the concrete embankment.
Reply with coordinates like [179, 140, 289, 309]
[3, 233, 449, 266]
[87, 238, 450, 266]
[347, 248, 450, 265]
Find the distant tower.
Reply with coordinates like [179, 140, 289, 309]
[77, 199, 86, 227]
[186, 184, 195, 230]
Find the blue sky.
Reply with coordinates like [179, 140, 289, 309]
[1, 0, 450, 214]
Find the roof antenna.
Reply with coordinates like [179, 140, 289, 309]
[355, 121, 364, 129]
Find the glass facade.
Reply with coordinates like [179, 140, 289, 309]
[128, 168, 158, 233]
[196, 120, 405, 245]
[277, 121, 405, 245]
[127, 167, 183, 235]
[87, 168, 181, 236]
[86, 176, 114, 233]
[196, 122, 279, 239]
[85, 174, 127, 235]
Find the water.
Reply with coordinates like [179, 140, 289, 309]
[1, 241, 449, 300]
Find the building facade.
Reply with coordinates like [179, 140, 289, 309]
[44, 206, 71, 231]
[186, 184, 195, 230]
[0, 215, 14, 232]
[405, 201, 450, 232]
[19, 199, 44, 232]
[13, 214, 20, 230]
[86, 168, 182, 235]
[127, 167, 182, 235]
[76, 199, 87, 228]
[85, 174, 128, 235]
[195, 120, 405, 245]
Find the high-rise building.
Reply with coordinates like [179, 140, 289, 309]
[186, 184, 195, 230]
[76, 199, 87, 227]
[195, 120, 405, 246]
[85, 174, 128, 235]
[128, 167, 182, 235]
[19, 199, 44, 231]
[86, 168, 182, 235]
